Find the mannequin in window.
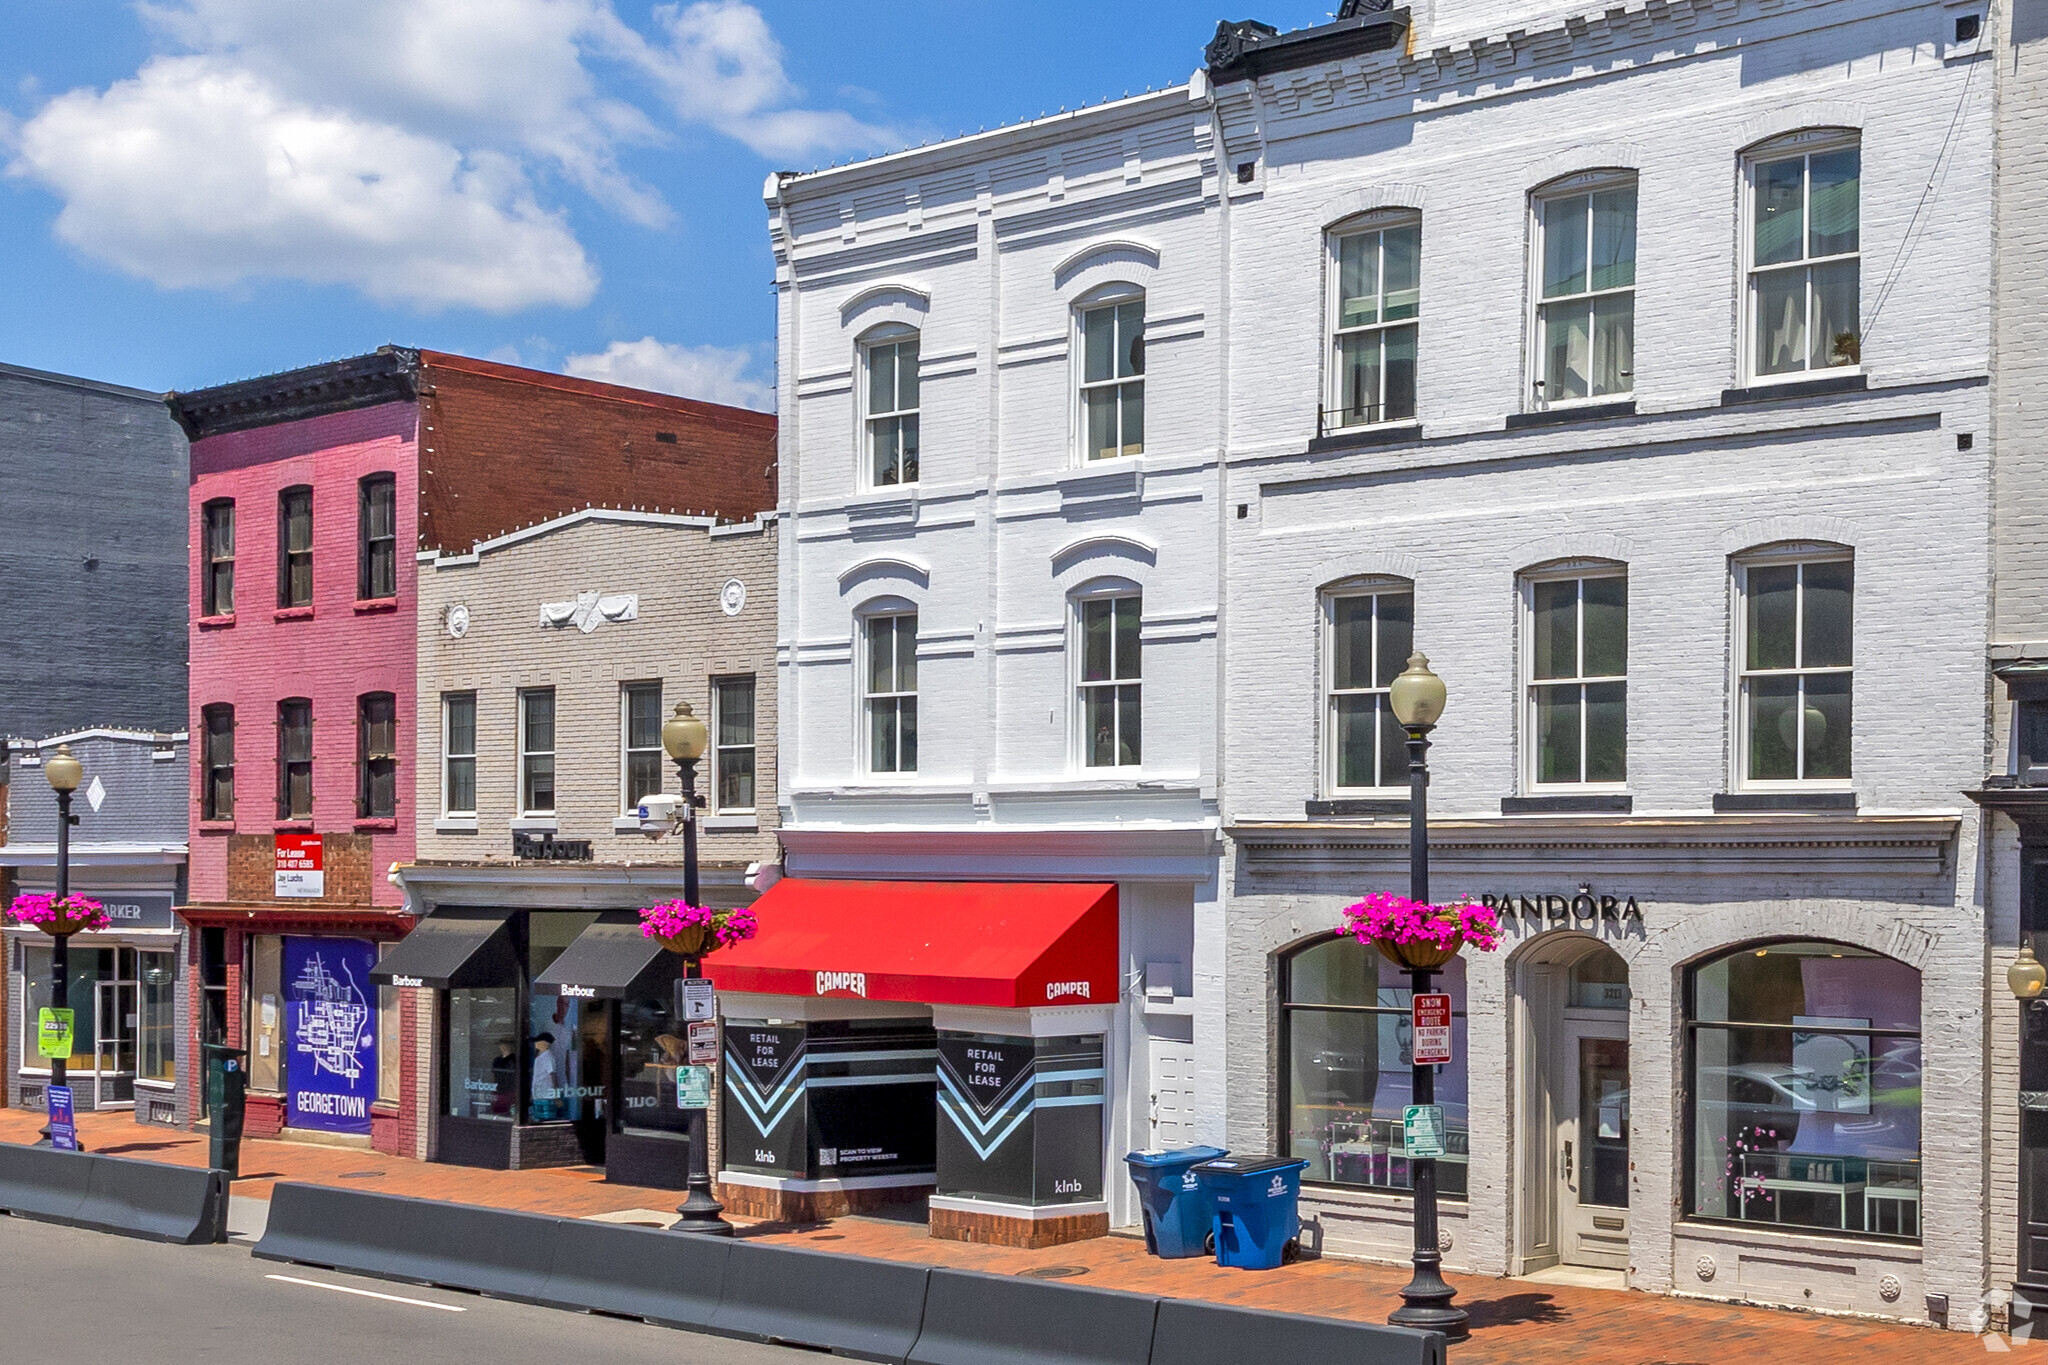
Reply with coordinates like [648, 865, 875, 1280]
[530, 1031, 562, 1121]
[489, 1038, 516, 1116]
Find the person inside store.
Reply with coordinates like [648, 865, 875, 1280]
[530, 1031, 562, 1121]
[490, 1039, 517, 1116]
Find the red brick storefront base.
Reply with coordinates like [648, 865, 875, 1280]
[716, 1181, 936, 1224]
[245, 1092, 287, 1139]
[928, 1204, 1110, 1249]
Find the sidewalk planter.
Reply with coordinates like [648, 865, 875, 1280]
[1124, 1145, 1227, 1258]
[1195, 1155, 1308, 1270]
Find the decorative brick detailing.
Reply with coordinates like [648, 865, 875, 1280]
[716, 1181, 935, 1224]
[927, 1206, 1110, 1249]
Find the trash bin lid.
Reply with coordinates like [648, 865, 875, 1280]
[1125, 1145, 1228, 1167]
[1194, 1155, 1306, 1176]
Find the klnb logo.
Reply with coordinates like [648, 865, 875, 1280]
[1045, 980, 1091, 1000]
[816, 970, 867, 997]
[560, 985, 597, 999]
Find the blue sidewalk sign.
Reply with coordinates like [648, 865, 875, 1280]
[47, 1084, 78, 1151]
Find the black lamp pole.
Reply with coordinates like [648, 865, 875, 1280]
[40, 745, 84, 1150]
[670, 739, 733, 1236]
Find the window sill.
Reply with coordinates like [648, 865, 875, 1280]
[133, 1078, 176, 1092]
[703, 813, 759, 833]
[1502, 793, 1634, 815]
[508, 816, 558, 833]
[273, 819, 315, 833]
[1720, 371, 1867, 406]
[353, 818, 398, 832]
[435, 816, 479, 834]
[352, 597, 400, 615]
[196, 614, 236, 630]
[1306, 421, 1421, 456]
[198, 820, 237, 835]
[1306, 798, 1410, 818]
[1713, 790, 1858, 813]
[1504, 400, 1636, 430]
[273, 606, 315, 622]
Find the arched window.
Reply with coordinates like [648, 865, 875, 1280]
[1076, 288, 1145, 461]
[1325, 214, 1419, 430]
[1522, 563, 1628, 788]
[1322, 579, 1412, 792]
[1686, 940, 1920, 1239]
[1735, 545, 1852, 785]
[1529, 173, 1636, 408]
[1743, 130, 1861, 381]
[861, 325, 920, 488]
[863, 610, 918, 774]
[1280, 935, 1468, 1198]
[1075, 587, 1141, 768]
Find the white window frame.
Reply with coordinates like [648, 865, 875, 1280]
[518, 687, 557, 817]
[440, 691, 476, 817]
[1324, 213, 1421, 432]
[712, 675, 758, 813]
[1526, 174, 1638, 411]
[861, 327, 921, 490]
[863, 613, 918, 776]
[1741, 129, 1863, 386]
[1322, 582, 1413, 795]
[1733, 545, 1855, 791]
[620, 680, 664, 815]
[1073, 590, 1142, 770]
[1520, 564, 1629, 792]
[1074, 288, 1146, 463]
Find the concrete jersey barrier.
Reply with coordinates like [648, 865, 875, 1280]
[710, 1240, 932, 1362]
[1151, 1296, 1447, 1365]
[253, 1182, 561, 1302]
[0, 1143, 226, 1245]
[907, 1268, 1160, 1365]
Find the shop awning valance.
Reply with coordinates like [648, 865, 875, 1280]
[532, 916, 677, 1001]
[705, 879, 1118, 1009]
[368, 909, 515, 990]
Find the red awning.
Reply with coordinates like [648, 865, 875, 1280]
[705, 879, 1118, 1009]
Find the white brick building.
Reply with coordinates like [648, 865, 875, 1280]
[761, 0, 2002, 1306]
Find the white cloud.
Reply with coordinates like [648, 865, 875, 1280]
[9, 56, 596, 312]
[564, 336, 772, 410]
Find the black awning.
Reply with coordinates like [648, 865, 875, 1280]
[532, 916, 677, 1001]
[369, 909, 516, 990]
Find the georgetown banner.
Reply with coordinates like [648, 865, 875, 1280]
[283, 936, 378, 1135]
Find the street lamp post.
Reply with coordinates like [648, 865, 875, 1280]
[41, 745, 84, 1149]
[661, 701, 734, 1236]
[1385, 655, 1467, 1341]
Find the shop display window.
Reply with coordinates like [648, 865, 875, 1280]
[22, 946, 105, 1072]
[1280, 937, 1469, 1198]
[618, 980, 691, 1136]
[139, 951, 176, 1084]
[525, 912, 601, 1123]
[1687, 940, 1920, 1240]
[447, 987, 518, 1120]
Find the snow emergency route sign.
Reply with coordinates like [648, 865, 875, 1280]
[1412, 992, 1453, 1066]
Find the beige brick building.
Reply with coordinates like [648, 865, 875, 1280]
[389, 508, 778, 1180]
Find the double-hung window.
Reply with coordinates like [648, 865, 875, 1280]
[1328, 219, 1419, 428]
[277, 486, 313, 608]
[1748, 135, 1861, 378]
[714, 677, 757, 812]
[358, 474, 397, 600]
[1325, 586, 1413, 791]
[865, 333, 920, 487]
[277, 699, 313, 819]
[519, 689, 556, 815]
[865, 615, 918, 774]
[201, 704, 235, 820]
[442, 692, 476, 816]
[1533, 181, 1636, 405]
[357, 692, 397, 819]
[1079, 296, 1145, 460]
[1079, 595, 1141, 768]
[622, 682, 664, 811]
[202, 499, 235, 616]
[1739, 551, 1853, 784]
[1527, 571, 1628, 786]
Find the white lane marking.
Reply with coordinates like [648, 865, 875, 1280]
[264, 1273, 468, 1312]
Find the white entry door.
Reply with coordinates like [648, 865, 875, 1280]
[1559, 1018, 1630, 1267]
[1148, 1037, 1199, 1149]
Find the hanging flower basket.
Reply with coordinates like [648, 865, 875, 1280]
[1338, 893, 1501, 971]
[5, 893, 110, 937]
[639, 899, 759, 961]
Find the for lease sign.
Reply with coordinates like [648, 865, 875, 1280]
[1412, 992, 1453, 1066]
[275, 834, 325, 898]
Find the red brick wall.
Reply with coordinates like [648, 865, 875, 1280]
[416, 353, 777, 553]
[223, 834, 374, 907]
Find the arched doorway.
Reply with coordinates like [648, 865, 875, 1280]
[1514, 935, 1631, 1274]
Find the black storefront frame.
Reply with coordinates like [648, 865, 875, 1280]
[1275, 939, 1470, 1201]
[1677, 935, 1923, 1247]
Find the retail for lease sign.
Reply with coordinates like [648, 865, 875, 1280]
[275, 834, 324, 898]
[1412, 993, 1453, 1066]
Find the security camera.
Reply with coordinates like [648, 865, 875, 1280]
[635, 794, 680, 839]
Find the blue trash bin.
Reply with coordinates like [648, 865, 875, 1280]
[1194, 1155, 1309, 1270]
[1124, 1145, 1229, 1258]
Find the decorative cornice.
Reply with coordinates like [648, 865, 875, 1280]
[1207, 8, 1408, 83]
[168, 346, 420, 440]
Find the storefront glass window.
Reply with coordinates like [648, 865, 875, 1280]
[22, 946, 104, 1071]
[139, 951, 176, 1083]
[1688, 941, 1920, 1240]
[526, 912, 601, 1123]
[619, 980, 691, 1136]
[1281, 937, 1468, 1197]
[447, 987, 518, 1120]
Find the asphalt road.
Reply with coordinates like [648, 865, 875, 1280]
[0, 1213, 806, 1365]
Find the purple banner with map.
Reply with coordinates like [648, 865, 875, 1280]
[284, 936, 378, 1134]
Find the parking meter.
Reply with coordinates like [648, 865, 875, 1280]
[202, 1043, 249, 1178]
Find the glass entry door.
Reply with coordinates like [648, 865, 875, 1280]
[1560, 1020, 1630, 1267]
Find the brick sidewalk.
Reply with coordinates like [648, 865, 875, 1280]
[0, 1109, 2017, 1363]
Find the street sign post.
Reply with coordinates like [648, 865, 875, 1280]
[1412, 992, 1453, 1066]
[1401, 1103, 1446, 1159]
[46, 1084, 78, 1151]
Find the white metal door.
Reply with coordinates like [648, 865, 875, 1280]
[1559, 1018, 1630, 1268]
[1147, 1037, 1198, 1148]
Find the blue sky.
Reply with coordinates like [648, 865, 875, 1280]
[0, 1, 1330, 403]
